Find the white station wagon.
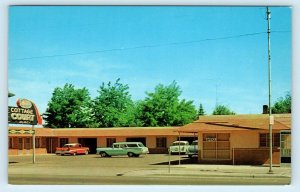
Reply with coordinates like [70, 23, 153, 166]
[169, 141, 189, 154]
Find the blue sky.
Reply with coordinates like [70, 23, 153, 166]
[8, 6, 291, 115]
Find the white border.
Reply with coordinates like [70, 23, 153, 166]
[1, 1, 299, 192]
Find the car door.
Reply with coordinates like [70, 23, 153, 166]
[119, 144, 128, 155]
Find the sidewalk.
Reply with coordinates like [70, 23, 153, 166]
[124, 164, 291, 178]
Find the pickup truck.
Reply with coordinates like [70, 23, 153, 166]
[169, 141, 189, 155]
[186, 140, 199, 158]
[96, 142, 149, 157]
[55, 143, 89, 156]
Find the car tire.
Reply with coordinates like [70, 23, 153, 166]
[127, 152, 134, 157]
[100, 152, 108, 157]
[188, 155, 193, 158]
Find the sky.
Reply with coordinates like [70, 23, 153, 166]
[8, 6, 291, 115]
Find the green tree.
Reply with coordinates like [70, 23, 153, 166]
[198, 103, 205, 116]
[44, 84, 95, 128]
[93, 78, 136, 127]
[137, 81, 197, 126]
[212, 105, 236, 115]
[272, 93, 291, 114]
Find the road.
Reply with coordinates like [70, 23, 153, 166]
[8, 154, 291, 185]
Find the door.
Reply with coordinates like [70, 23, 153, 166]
[78, 138, 97, 154]
[280, 131, 291, 163]
[25, 137, 31, 154]
[18, 138, 23, 155]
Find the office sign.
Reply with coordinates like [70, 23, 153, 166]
[8, 98, 42, 125]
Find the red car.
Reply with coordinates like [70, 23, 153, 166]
[55, 143, 89, 156]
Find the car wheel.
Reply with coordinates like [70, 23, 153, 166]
[127, 152, 134, 157]
[188, 155, 192, 158]
[100, 152, 107, 157]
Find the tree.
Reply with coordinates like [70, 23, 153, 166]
[272, 93, 291, 114]
[198, 103, 205, 116]
[44, 84, 95, 128]
[212, 105, 236, 115]
[137, 81, 197, 126]
[93, 78, 136, 127]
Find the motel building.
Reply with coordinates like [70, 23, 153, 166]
[8, 113, 291, 165]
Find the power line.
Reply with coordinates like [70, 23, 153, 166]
[10, 31, 289, 61]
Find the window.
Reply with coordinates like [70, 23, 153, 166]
[202, 133, 230, 160]
[127, 144, 138, 147]
[106, 138, 116, 147]
[156, 137, 167, 148]
[59, 138, 69, 147]
[259, 133, 280, 148]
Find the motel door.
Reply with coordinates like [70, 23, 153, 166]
[18, 138, 23, 155]
[25, 137, 31, 154]
[280, 131, 291, 163]
[202, 133, 231, 160]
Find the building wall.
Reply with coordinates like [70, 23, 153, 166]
[233, 148, 280, 165]
[231, 131, 259, 148]
[197, 131, 281, 165]
[9, 136, 48, 155]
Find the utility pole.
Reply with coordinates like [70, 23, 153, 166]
[267, 6, 273, 173]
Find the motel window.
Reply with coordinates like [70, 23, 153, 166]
[259, 133, 280, 148]
[9, 138, 13, 149]
[156, 137, 167, 148]
[59, 138, 69, 147]
[25, 138, 31, 150]
[106, 138, 116, 147]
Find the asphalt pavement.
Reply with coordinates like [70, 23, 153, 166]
[8, 154, 291, 185]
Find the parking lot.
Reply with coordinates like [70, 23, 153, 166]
[8, 154, 291, 185]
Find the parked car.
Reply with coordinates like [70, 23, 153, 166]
[169, 141, 189, 155]
[96, 142, 149, 157]
[55, 143, 89, 156]
[186, 140, 199, 158]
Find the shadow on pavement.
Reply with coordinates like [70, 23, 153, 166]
[150, 157, 198, 165]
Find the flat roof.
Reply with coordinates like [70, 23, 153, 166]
[178, 114, 291, 133]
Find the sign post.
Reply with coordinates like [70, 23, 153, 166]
[32, 125, 36, 164]
[8, 98, 42, 164]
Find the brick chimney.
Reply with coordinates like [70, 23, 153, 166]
[263, 105, 269, 114]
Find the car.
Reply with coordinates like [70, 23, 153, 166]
[169, 141, 189, 155]
[55, 143, 89, 156]
[186, 140, 199, 158]
[96, 142, 149, 157]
